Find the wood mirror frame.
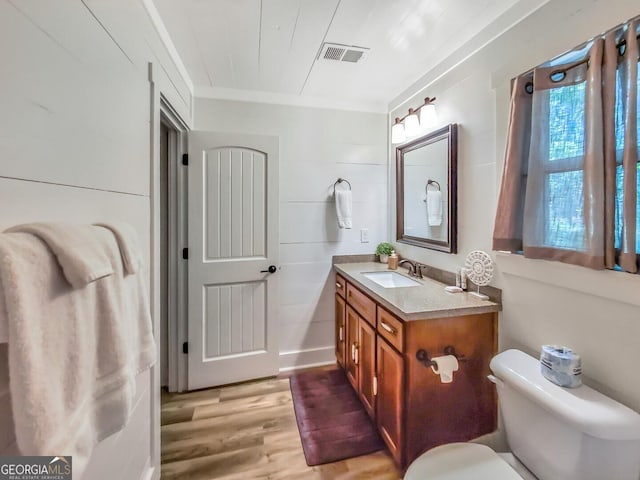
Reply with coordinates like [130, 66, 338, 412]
[396, 124, 458, 253]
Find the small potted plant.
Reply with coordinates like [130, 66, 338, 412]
[375, 242, 394, 263]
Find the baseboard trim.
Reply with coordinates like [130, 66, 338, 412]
[279, 347, 335, 372]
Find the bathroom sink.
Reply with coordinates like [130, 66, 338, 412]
[362, 271, 421, 288]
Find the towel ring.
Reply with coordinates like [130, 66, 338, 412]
[426, 179, 441, 191]
[333, 178, 352, 195]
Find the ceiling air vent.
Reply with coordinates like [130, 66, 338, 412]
[318, 43, 369, 63]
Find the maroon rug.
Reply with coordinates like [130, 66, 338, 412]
[289, 368, 385, 466]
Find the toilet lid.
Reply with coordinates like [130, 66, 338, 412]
[404, 443, 523, 480]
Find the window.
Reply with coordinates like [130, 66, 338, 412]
[545, 82, 586, 250]
[613, 70, 640, 254]
[544, 73, 640, 255]
[493, 17, 640, 273]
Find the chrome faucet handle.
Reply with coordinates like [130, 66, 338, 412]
[414, 263, 426, 279]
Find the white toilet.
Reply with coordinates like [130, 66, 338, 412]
[405, 349, 640, 480]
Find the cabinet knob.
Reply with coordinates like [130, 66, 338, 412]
[336, 282, 342, 289]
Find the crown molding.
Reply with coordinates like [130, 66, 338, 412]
[140, 0, 194, 95]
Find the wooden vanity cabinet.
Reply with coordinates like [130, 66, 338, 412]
[357, 317, 376, 419]
[376, 335, 404, 466]
[335, 274, 346, 368]
[403, 312, 497, 465]
[344, 303, 377, 420]
[377, 306, 404, 351]
[344, 305, 359, 390]
[335, 274, 498, 470]
[340, 278, 378, 418]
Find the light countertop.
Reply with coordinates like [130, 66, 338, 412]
[334, 262, 501, 321]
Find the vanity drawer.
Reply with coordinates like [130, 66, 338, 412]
[377, 306, 404, 352]
[346, 284, 376, 326]
[335, 274, 346, 298]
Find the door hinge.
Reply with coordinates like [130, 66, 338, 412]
[373, 375, 378, 396]
[182, 342, 189, 354]
[182, 153, 189, 166]
[182, 247, 189, 260]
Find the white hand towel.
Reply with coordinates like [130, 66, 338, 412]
[0, 229, 156, 476]
[335, 190, 353, 229]
[430, 355, 459, 383]
[5, 223, 113, 287]
[427, 190, 443, 226]
[94, 222, 143, 274]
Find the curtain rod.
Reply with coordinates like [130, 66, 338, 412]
[519, 14, 640, 78]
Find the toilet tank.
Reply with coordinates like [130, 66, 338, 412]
[490, 349, 640, 480]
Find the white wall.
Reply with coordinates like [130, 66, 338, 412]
[390, 0, 640, 412]
[195, 98, 387, 369]
[0, 0, 192, 478]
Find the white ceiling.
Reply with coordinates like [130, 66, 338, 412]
[152, 0, 530, 110]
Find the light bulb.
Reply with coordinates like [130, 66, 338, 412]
[420, 103, 438, 128]
[391, 119, 406, 144]
[404, 109, 420, 137]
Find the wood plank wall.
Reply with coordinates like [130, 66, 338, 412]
[0, 1, 192, 479]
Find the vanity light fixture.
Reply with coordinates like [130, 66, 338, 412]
[420, 101, 438, 128]
[391, 118, 407, 144]
[391, 97, 438, 144]
[404, 108, 420, 137]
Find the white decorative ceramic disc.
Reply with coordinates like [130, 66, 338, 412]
[464, 250, 494, 286]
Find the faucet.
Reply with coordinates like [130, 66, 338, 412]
[399, 259, 424, 279]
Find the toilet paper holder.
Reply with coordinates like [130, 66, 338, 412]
[416, 345, 464, 368]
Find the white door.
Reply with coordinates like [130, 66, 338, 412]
[187, 131, 279, 390]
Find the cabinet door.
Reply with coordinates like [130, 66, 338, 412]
[358, 317, 377, 419]
[335, 294, 346, 368]
[345, 305, 359, 390]
[377, 337, 404, 466]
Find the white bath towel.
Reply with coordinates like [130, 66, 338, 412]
[335, 189, 353, 229]
[5, 223, 113, 288]
[0, 229, 156, 475]
[427, 190, 443, 226]
[94, 222, 143, 274]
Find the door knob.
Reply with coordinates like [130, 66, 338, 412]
[260, 265, 277, 274]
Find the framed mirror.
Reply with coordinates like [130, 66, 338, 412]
[396, 124, 457, 253]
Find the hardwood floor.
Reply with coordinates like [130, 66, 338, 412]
[160, 372, 402, 479]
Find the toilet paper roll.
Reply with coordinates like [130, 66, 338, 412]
[540, 345, 582, 388]
[430, 355, 459, 383]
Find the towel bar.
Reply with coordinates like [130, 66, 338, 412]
[333, 178, 352, 195]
